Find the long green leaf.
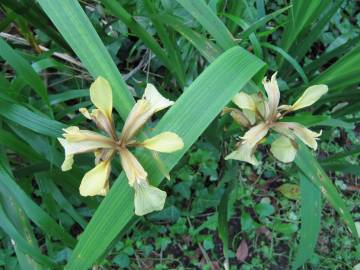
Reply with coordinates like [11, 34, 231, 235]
[65, 47, 265, 270]
[295, 144, 358, 241]
[292, 173, 321, 269]
[37, 0, 135, 119]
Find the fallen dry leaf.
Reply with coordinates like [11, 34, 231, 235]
[236, 239, 249, 262]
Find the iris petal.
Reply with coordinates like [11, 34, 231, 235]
[134, 180, 167, 216]
[79, 160, 111, 196]
[141, 132, 184, 153]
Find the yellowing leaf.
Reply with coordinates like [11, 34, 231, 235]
[277, 183, 300, 200]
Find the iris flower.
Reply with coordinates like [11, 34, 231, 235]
[225, 72, 328, 165]
[58, 77, 184, 215]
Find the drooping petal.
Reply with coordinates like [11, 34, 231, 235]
[272, 122, 321, 150]
[143, 83, 174, 113]
[134, 180, 167, 216]
[270, 136, 297, 163]
[271, 122, 295, 139]
[241, 122, 269, 144]
[141, 132, 184, 153]
[58, 132, 115, 158]
[89, 77, 113, 120]
[62, 126, 114, 144]
[262, 72, 280, 120]
[79, 160, 111, 196]
[119, 148, 148, 186]
[232, 92, 256, 111]
[226, 122, 269, 166]
[225, 143, 259, 166]
[290, 85, 328, 111]
[120, 100, 152, 143]
[290, 123, 321, 150]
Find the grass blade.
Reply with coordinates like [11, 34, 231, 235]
[262, 42, 308, 83]
[65, 47, 265, 270]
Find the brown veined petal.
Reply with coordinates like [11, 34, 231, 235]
[133, 179, 167, 216]
[80, 108, 116, 139]
[270, 136, 298, 163]
[232, 92, 256, 111]
[89, 77, 113, 121]
[271, 122, 295, 139]
[58, 137, 114, 157]
[79, 160, 111, 196]
[119, 148, 148, 186]
[141, 132, 184, 153]
[94, 149, 115, 165]
[262, 72, 280, 120]
[143, 83, 174, 113]
[120, 100, 152, 144]
[226, 122, 269, 166]
[223, 107, 250, 127]
[290, 85, 328, 111]
[90, 109, 116, 139]
[225, 143, 259, 166]
[241, 122, 269, 146]
[62, 126, 114, 144]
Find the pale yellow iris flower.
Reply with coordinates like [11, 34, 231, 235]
[225, 72, 328, 165]
[58, 77, 184, 216]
